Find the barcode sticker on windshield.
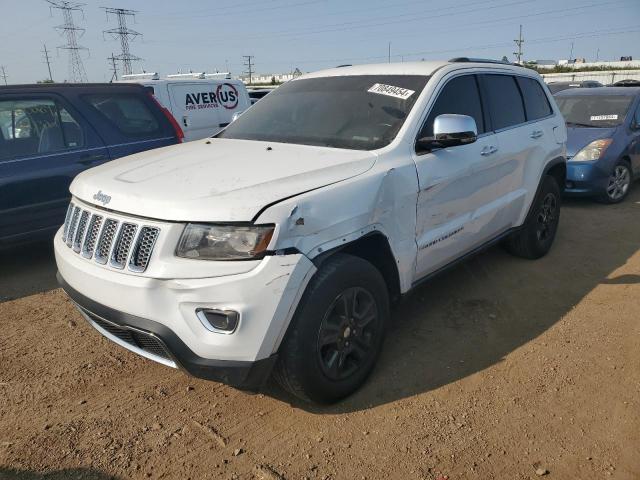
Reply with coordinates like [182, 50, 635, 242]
[590, 115, 618, 121]
[368, 83, 415, 100]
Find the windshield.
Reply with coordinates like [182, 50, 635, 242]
[556, 94, 633, 128]
[218, 75, 430, 150]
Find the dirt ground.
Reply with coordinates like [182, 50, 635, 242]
[1, 190, 639, 480]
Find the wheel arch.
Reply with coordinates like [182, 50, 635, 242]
[312, 232, 402, 305]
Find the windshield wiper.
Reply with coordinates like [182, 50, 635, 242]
[566, 121, 595, 128]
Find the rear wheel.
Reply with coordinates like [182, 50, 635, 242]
[598, 161, 632, 204]
[274, 254, 389, 404]
[505, 174, 561, 260]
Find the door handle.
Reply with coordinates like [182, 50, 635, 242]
[530, 130, 544, 139]
[481, 145, 498, 156]
[79, 154, 106, 165]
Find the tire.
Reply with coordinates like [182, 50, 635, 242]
[274, 253, 389, 404]
[504, 174, 561, 260]
[597, 160, 632, 204]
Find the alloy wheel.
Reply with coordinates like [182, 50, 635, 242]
[317, 287, 380, 381]
[606, 165, 631, 201]
[536, 192, 557, 242]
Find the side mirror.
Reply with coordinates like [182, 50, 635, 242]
[417, 114, 478, 152]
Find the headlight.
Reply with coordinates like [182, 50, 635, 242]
[176, 224, 275, 260]
[571, 139, 612, 161]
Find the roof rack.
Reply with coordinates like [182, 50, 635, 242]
[449, 57, 516, 66]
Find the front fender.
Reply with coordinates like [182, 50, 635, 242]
[255, 161, 420, 293]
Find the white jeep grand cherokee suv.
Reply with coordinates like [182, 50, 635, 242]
[55, 58, 567, 403]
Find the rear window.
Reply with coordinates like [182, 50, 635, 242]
[481, 75, 526, 130]
[517, 77, 553, 120]
[84, 94, 160, 137]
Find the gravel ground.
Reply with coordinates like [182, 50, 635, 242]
[1, 189, 639, 480]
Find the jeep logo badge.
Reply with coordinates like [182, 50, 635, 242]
[93, 190, 112, 205]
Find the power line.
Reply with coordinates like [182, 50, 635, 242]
[243, 55, 255, 85]
[102, 7, 142, 76]
[0, 66, 8, 86]
[46, 0, 89, 83]
[514, 24, 524, 63]
[42, 44, 54, 82]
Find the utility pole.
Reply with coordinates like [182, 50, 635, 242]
[46, 1, 89, 83]
[42, 44, 54, 82]
[388, 42, 391, 63]
[108, 53, 118, 82]
[513, 24, 524, 63]
[596, 47, 600, 62]
[243, 55, 254, 85]
[569, 41, 574, 61]
[102, 7, 142, 76]
[0, 66, 8, 85]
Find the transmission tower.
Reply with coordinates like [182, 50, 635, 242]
[0, 66, 8, 86]
[42, 44, 54, 82]
[243, 55, 254, 85]
[46, 1, 89, 83]
[108, 53, 118, 82]
[102, 8, 142, 76]
[513, 24, 524, 64]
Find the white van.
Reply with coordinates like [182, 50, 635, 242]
[119, 73, 251, 142]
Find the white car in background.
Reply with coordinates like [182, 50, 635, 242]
[56, 58, 566, 403]
[119, 73, 251, 141]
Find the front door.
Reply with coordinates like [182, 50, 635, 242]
[412, 73, 508, 280]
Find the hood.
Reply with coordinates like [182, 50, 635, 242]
[70, 138, 376, 222]
[566, 126, 618, 158]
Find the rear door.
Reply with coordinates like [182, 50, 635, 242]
[478, 74, 546, 229]
[167, 82, 223, 141]
[80, 88, 177, 158]
[0, 93, 109, 243]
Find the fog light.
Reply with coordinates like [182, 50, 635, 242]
[566, 181, 574, 189]
[196, 308, 239, 334]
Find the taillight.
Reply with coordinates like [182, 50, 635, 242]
[147, 92, 184, 143]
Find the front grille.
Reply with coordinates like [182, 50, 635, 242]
[81, 215, 103, 258]
[61, 202, 160, 273]
[95, 219, 119, 265]
[111, 223, 138, 269]
[89, 314, 172, 361]
[129, 227, 160, 272]
[65, 206, 81, 247]
[72, 210, 90, 253]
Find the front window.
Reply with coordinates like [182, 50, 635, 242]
[218, 75, 430, 150]
[556, 95, 634, 128]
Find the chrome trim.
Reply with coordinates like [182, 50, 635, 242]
[196, 308, 240, 335]
[128, 226, 160, 273]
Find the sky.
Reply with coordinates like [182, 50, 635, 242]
[1, 0, 639, 84]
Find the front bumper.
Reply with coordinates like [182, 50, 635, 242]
[54, 217, 317, 388]
[58, 272, 277, 390]
[564, 161, 609, 196]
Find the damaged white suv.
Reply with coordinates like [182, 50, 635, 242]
[55, 59, 567, 403]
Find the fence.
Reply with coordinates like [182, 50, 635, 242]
[541, 70, 640, 85]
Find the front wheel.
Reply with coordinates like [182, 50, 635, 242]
[505, 174, 561, 260]
[598, 161, 632, 204]
[274, 254, 389, 404]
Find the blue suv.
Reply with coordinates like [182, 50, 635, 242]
[0, 83, 183, 247]
[555, 87, 640, 203]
